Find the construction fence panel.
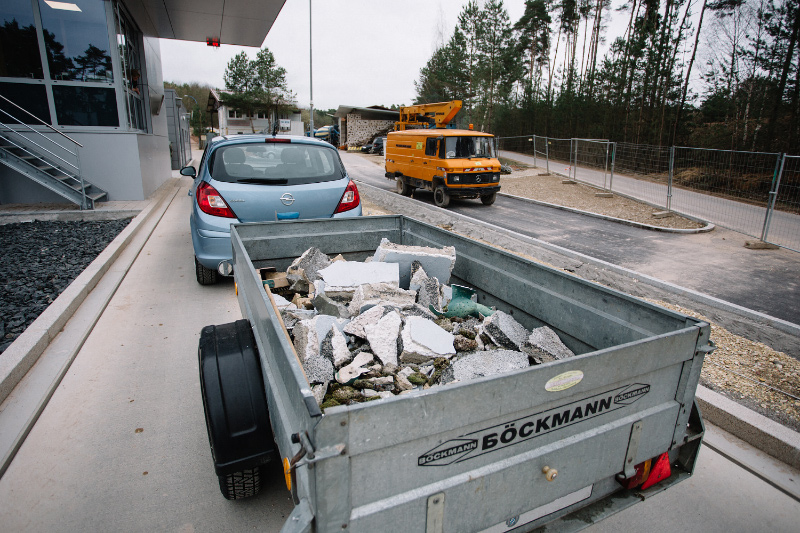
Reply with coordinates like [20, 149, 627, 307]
[611, 142, 672, 210]
[670, 147, 780, 240]
[765, 155, 800, 252]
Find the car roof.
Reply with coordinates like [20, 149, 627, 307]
[215, 134, 335, 148]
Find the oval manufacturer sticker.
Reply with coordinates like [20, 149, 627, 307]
[545, 370, 584, 392]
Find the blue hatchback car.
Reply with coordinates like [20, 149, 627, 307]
[181, 134, 362, 284]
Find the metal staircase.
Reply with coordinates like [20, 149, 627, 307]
[0, 94, 107, 209]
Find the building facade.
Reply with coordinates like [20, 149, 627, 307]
[208, 89, 303, 137]
[0, 0, 286, 204]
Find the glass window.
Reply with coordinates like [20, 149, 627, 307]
[425, 138, 438, 157]
[209, 143, 344, 185]
[0, 0, 44, 78]
[444, 136, 496, 159]
[53, 85, 118, 126]
[0, 81, 50, 123]
[39, 0, 113, 82]
[114, 4, 145, 131]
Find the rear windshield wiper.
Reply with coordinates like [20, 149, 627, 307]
[236, 177, 289, 184]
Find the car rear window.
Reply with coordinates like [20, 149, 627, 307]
[208, 142, 345, 184]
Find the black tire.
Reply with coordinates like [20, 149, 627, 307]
[195, 256, 218, 285]
[218, 467, 261, 500]
[396, 177, 413, 196]
[434, 186, 450, 208]
[480, 192, 497, 205]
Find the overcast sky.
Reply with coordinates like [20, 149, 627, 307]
[160, 0, 631, 111]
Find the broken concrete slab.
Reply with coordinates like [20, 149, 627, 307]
[395, 373, 413, 392]
[349, 283, 416, 315]
[312, 292, 351, 319]
[293, 315, 350, 362]
[344, 304, 390, 338]
[364, 310, 402, 366]
[319, 260, 399, 289]
[482, 311, 529, 351]
[416, 276, 442, 311]
[281, 308, 317, 331]
[321, 327, 353, 368]
[288, 247, 331, 280]
[441, 350, 530, 383]
[336, 351, 374, 383]
[302, 352, 335, 384]
[400, 316, 455, 364]
[372, 238, 456, 289]
[271, 293, 297, 311]
[525, 326, 576, 360]
[408, 261, 428, 293]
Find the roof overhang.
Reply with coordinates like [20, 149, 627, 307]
[130, 0, 286, 47]
[334, 106, 400, 121]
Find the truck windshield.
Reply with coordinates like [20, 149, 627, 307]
[444, 136, 496, 159]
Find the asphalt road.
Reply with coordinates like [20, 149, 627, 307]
[343, 153, 800, 325]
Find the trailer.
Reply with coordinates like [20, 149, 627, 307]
[198, 215, 712, 533]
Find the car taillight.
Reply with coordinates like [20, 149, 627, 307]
[196, 181, 236, 218]
[335, 180, 360, 213]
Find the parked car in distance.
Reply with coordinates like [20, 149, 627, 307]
[181, 134, 362, 285]
[360, 142, 373, 153]
[371, 137, 384, 155]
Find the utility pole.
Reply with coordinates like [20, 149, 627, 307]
[309, 0, 314, 136]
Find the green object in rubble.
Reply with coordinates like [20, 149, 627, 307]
[429, 285, 494, 319]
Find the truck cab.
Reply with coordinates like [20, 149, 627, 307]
[385, 129, 501, 207]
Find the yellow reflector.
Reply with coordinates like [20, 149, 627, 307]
[283, 457, 292, 491]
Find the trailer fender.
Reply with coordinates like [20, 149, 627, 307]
[198, 320, 276, 477]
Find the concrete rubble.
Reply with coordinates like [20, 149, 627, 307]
[275, 244, 577, 410]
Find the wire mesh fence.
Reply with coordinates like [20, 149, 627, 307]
[766, 155, 800, 252]
[497, 135, 800, 251]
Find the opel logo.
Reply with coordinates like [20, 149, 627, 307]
[280, 193, 295, 206]
[476, 176, 482, 183]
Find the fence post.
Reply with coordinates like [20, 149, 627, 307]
[603, 141, 609, 190]
[532, 135, 537, 168]
[545, 137, 550, 174]
[761, 153, 785, 243]
[667, 146, 675, 211]
[609, 142, 616, 193]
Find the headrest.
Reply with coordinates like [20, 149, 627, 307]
[281, 147, 303, 164]
[224, 147, 246, 164]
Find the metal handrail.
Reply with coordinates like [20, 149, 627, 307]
[0, 123, 77, 181]
[0, 108, 78, 157]
[0, 93, 82, 147]
[0, 118, 79, 172]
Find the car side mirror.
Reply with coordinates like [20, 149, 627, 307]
[180, 166, 196, 177]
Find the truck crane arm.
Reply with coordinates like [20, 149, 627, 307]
[395, 100, 462, 130]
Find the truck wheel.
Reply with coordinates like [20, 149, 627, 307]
[195, 256, 218, 285]
[396, 177, 413, 196]
[434, 187, 450, 207]
[480, 192, 497, 205]
[218, 468, 261, 500]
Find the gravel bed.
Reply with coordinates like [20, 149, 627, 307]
[500, 169, 705, 230]
[0, 219, 132, 355]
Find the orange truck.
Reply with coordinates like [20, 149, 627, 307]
[384, 101, 501, 207]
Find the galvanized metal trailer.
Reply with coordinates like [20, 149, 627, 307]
[199, 215, 712, 533]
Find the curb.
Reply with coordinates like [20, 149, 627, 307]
[0, 178, 181, 405]
[498, 191, 716, 234]
[357, 181, 800, 468]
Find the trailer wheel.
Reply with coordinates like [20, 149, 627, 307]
[396, 177, 413, 196]
[434, 186, 450, 207]
[480, 192, 497, 205]
[195, 256, 218, 285]
[218, 467, 261, 500]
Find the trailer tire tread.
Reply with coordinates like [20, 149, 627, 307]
[218, 467, 261, 500]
